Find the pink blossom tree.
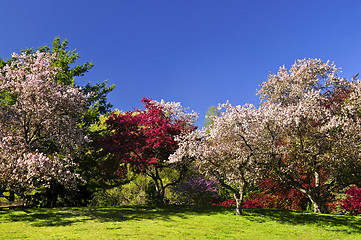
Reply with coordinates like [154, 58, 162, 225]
[0, 51, 87, 201]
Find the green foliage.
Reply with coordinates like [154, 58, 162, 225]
[203, 105, 220, 130]
[0, 57, 11, 70]
[218, 185, 235, 201]
[89, 168, 187, 207]
[38, 36, 93, 86]
[79, 81, 115, 132]
[38, 37, 115, 203]
[37, 37, 115, 131]
[90, 174, 155, 206]
[0, 89, 17, 108]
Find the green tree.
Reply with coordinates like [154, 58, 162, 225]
[43, 37, 115, 205]
[203, 106, 220, 131]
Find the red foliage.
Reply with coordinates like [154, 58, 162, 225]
[242, 199, 262, 209]
[322, 85, 350, 115]
[249, 177, 309, 210]
[244, 175, 338, 212]
[212, 199, 261, 209]
[213, 199, 236, 207]
[98, 98, 194, 178]
[212, 176, 338, 211]
[340, 185, 361, 216]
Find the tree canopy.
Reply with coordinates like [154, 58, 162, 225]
[171, 58, 361, 214]
[0, 51, 86, 198]
[98, 98, 198, 204]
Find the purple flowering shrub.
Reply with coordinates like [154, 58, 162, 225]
[340, 185, 361, 216]
[170, 175, 221, 205]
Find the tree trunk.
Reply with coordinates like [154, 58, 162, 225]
[45, 182, 58, 207]
[9, 190, 15, 202]
[151, 167, 166, 206]
[309, 195, 321, 213]
[299, 171, 322, 213]
[234, 193, 243, 215]
[0, 187, 4, 198]
[147, 163, 188, 206]
[153, 180, 165, 206]
[298, 189, 322, 214]
[312, 171, 321, 213]
[234, 181, 245, 215]
[218, 178, 246, 215]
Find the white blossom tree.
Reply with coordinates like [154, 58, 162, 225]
[172, 58, 361, 214]
[258, 58, 361, 213]
[170, 103, 268, 214]
[0, 51, 87, 200]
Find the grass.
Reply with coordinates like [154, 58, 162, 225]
[0, 205, 361, 239]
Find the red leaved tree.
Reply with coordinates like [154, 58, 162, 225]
[98, 98, 197, 205]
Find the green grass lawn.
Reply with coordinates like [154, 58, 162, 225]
[0, 205, 360, 239]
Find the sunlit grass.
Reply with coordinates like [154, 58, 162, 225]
[0, 205, 360, 239]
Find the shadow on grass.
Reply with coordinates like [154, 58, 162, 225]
[1, 205, 361, 234]
[0, 205, 230, 227]
[243, 208, 361, 234]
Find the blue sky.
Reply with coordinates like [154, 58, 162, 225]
[1, 0, 360, 127]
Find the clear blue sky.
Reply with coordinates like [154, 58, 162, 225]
[1, 0, 360, 127]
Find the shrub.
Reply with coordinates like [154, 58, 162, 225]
[213, 177, 341, 212]
[170, 175, 222, 205]
[212, 199, 236, 207]
[340, 185, 361, 216]
[90, 174, 152, 206]
[237, 177, 309, 210]
[212, 199, 261, 208]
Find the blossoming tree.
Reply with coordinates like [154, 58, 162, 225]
[258, 58, 361, 213]
[172, 58, 361, 214]
[98, 98, 198, 205]
[0, 51, 87, 202]
[170, 103, 270, 214]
